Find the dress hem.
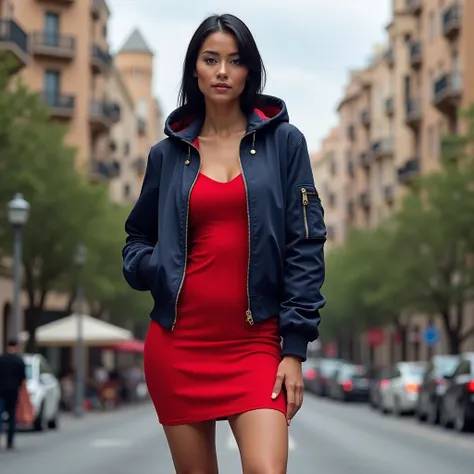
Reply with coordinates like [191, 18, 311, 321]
[157, 403, 286, 426]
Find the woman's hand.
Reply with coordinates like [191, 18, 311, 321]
[271, 355, 304, 425]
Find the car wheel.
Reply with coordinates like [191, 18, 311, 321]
[427, 402, 439, 425]
[48, 409, 59, 430]
[34, 404, 47, 432]
[439, 405, 452, 429]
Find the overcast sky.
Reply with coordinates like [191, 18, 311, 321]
[107, 0, 391, 151]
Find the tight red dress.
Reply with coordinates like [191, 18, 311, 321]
[143, 172, 286, 425]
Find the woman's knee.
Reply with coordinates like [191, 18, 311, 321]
[243, 463, 286, 474]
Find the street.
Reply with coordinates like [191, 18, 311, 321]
[2, 394, 474, 473]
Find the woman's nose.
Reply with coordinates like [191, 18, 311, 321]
[216, 62, 228, 79]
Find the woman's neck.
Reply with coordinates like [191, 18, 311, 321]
[200, 100, 247, 137]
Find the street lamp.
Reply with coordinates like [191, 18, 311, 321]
[74, 243, 87, 418]
[7, 193, 30, 342]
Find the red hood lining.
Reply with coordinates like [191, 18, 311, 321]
[170, 106, 281, 135]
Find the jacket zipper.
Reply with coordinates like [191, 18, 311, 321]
[239, 131, 255, 325]
[172, 141, 201, 330]
[301, 187, 318, 239]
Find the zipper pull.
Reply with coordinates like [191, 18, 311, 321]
[301, 187, 309, 205]
[246, 310, 254, 325]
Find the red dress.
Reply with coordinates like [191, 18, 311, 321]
[143, 172, 286, 425]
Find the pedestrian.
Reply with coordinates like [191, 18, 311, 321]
[122, 13, 326, 474]
[0, 339, 27, 450]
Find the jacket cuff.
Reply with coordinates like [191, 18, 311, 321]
[281, 333, 309, 361]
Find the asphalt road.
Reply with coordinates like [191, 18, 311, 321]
[1, 395, 473, 473]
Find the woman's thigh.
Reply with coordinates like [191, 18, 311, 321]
[163, 420, 218, 474]
[229, 409, 288, 474]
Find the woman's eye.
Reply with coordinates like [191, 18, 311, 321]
[232, 59, 241, 65]
[204, 58, 217, 64]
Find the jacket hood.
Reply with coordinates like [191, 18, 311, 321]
[164, 94, 289, 143]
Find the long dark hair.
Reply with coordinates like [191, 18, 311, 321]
[177, 14, 266, 115]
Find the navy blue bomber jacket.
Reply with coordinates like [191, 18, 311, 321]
[122, 94, 327, 361]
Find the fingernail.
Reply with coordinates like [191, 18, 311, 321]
[287, 420, 291, 426]
[271, 392, 277, 399]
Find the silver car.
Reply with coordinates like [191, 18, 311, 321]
[379, 361, 427, 416]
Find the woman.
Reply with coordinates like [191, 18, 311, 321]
[122, 13, 326, 474]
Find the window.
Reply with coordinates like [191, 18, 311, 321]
[124, 141, 130, 156]
[44, 70, 60, 105]
[124, 184, 131, 199]
[44, 12, 59, 47]
[137, 98, 147, 119]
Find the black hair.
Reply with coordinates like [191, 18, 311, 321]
[7, 339, 18, 347]
[177, 14, 266, 115]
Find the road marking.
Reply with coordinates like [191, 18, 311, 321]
[90, 438, 133, 448]
[225, 434, 296, 451]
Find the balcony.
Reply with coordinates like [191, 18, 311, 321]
[347, 160, 355, 177]
[409, 41, 422, 69]
[371, 138, 394, 160]
[383, 185, 395, 202]
[133, 156, 146, 175]
[406, 0, 422, 14]
[347, 200, 355, 216]
[43, 91, 75, 119]
[432, 72, 462, 113]
[0, 19, 29, 73]
[397, 157, 420, 184]
[405, 99, 422, 128]
[442, 4, 461, 40]
[91, 0, 102, 19]
[90, 159, 121, 183]
[359, 191, 371, 208]
[384, 97, 394, 116]
[360, 109, 371, 127]
[90, 44, 112, 74]
[359, 151, 372, 168]
[384, 47, 394, 67]
[137, 117, 146, 135]
[347, 124, 356, 141]
[30, 32, 75, 60]
[89, 100, 121, 133]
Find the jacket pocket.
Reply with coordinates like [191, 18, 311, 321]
[297, 185, 323, 239]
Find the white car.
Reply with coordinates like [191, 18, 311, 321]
[23, 353, 61, 431]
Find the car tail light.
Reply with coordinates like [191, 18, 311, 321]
[467, 380, 474, 392]
[305, 368, 317, 380]
[405, 383, 419, 393]
[434, 378, 446, 386]
[380, 379, 389, 389]
[342, 380, 353, 391]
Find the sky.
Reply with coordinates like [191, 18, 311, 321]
[107, 0, 392, 152]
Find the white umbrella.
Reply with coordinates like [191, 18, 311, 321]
[20, 313, 133, 347]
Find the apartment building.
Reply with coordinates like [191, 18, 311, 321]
[320, 0, 474, 363]
[115, 29, 164, 190]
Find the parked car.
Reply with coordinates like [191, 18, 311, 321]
[328, 363, 370, 402]
[302, 358, 319, 392]
[368, 367, 391, 409]
[23, 353, 61, 431]
[439, 352, 474, 432]
[415, 354, 461, 424]
[379, 361, 426, 415]
[311, 358, 345, 397]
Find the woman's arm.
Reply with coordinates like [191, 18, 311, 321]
[279, 132, 327, 361]
[122, 146, 161, 291]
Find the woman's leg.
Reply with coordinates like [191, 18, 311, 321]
[163, 420, 219, 474]
[229, 409, 288, 474]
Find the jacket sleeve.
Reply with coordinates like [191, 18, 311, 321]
[122, 147, 160, 291]
[280, 133, 327, 361]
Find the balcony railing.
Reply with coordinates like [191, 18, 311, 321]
[433, 72, 462, 112]
[397, 157, 420, 184]
[359, 151, 372, 168]
[384, 97, 394, 115]
[43, 91, 75, 118]
[347, 200, 355, 216]
[360, 109, 371, 127]
[383, 185, 395, 201]
[442, 3, 461, 39]
[371, 138, 394, 159]
[409, 41, 422, 68]
[405, 99, 421, 128]
[359, 192, 371, 208]
[347, 124, 356, 141]
[91, 159, 121, 182]
[406, 0, 422, 14]
[90, 44, 112, 73]
[0, 19, 29, 69]
[347, 160, 354, 177]
[31, 32, 75, 59]
[137, 117, 146, 134]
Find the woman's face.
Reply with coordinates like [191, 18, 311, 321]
[195, 31, 249, 106]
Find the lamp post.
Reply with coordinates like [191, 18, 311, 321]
[7, 193, 30, 343]
[74, 243, 87, 418]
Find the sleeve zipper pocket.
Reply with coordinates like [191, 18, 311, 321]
[301, 187, 319, 238]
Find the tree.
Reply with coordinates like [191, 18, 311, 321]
[0, 62, 108, 351]
[371, 105, 474, 353]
